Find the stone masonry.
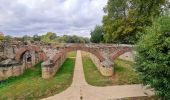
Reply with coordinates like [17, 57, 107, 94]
[0, 42, 134, 80]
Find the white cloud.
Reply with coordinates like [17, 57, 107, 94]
[0, 0, 107, 37]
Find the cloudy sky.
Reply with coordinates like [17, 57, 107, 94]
[0, 0, 107, 37]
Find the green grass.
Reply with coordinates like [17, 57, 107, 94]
[0, 51, 76, 100]
[82, 52, 141, 86]
[114, 58, 141, 85]
[82, 52, 113, 86]
[67, 51, 77, 58]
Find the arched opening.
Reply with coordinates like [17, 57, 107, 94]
[15, 46, 47, 62]
[110, 48, 139, 84]
[62, 47, 105, 62]
[118, 51, 134, 61]
[110, 48, 133, 61]
[27, 56, 32, 62]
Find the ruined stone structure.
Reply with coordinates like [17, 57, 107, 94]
[41, 44, 134, 78]
[0, 42, 134, 80]
[0, 42, 47, 80]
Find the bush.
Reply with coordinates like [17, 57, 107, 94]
[135, 15, 170, 99]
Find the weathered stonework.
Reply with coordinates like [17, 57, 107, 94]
[0, 59, 24, 80]
[0, 42, 134, 80]
[0, 43, 47, 81]
[89, 52, 113, 76]
[41, 52, 67, 79]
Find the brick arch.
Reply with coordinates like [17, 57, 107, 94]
[52, 46, 105, 63]
[15, 45, 47, 61]
[110, 47, 133, 60]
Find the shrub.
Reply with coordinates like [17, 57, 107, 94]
[135, 15, 170, 99]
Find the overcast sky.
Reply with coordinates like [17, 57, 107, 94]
[0, 0, 107, 37]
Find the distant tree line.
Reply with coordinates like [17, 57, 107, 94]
[1, 32, 90, 43]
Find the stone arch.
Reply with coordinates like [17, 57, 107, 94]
[15, 45, 47, 61]
[110, 47, 133, 60]
[52, 46, 105, 63]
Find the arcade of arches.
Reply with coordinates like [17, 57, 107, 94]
[0, 43, 134, 80]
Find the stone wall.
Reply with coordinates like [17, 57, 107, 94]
[41, 53, 67, 79]
[87, 52, 113, 76]
[118, 51, 135, 61]
[0, 64, 24, 80]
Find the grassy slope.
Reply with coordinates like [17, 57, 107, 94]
[114, 58, 141, 85]
[0, 51, 76, 100]
[82, 52, 140, 86]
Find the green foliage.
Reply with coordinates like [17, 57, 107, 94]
[56, 35, 90, 43]
[90, 25, 103, 43]
[39, 32, 89, 43]
[103, 0, 169, 44]
[40, 32, 57, 43]
[0, 34, 4, 41]
[33, 34, 41, 41]
[22, 35, 32, 42]
[135, 15, 170, 99]
[4, 35, 12, 42]
[2, 32, 89, 43]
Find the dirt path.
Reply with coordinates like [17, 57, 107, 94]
[42, 51, 154, 100]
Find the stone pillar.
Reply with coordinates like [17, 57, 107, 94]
[88, 52, 114, 76]
[31, 50, 36, 65]
[41, 61, 54, 79]
[100, 59, 113, 76]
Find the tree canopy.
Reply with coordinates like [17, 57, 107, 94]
[90, 25, 103, 43]
[135, 15, 170, 99]
[103, 0, 169, 44]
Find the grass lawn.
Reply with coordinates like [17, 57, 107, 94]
[82, 52, 141, 86]
[0, 51, 76, 100]
[113, 58, 141, 85]
[67, 51, 77, 58]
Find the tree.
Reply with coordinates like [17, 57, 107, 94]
[0, 33, 4, 41]
[40, 32, 57, 43]
[56, 35, 90, 43]
[3, 35, 12, 42]
[103, 0, 169, 44]
[33, 34, 40, 41]
[47, 32, 57, 40]
[90, 25, 103, 43]
[135, 15, 170, 99]
[22, 35, 32, 42]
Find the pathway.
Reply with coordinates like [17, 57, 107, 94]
[42, 51, 154, 100]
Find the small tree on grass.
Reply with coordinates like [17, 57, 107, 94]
[135, 15, 170, 99]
